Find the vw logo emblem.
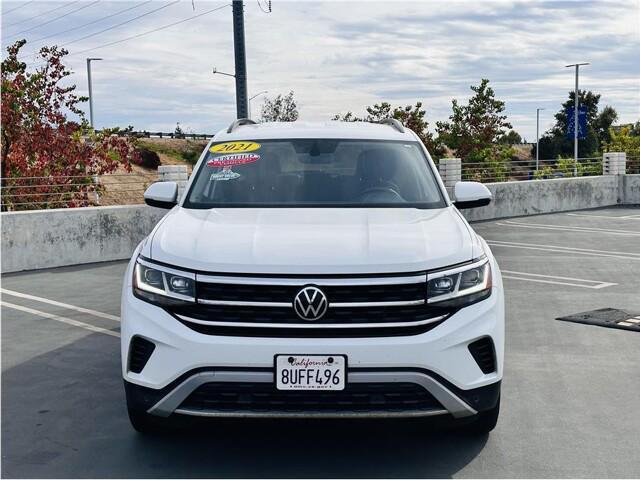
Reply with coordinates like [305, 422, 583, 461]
[293, 286, 328, 321]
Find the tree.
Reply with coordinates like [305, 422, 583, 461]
[1, 40, 139, 210]
[605, 126, 640, 173]
[436, 79, 512, 159]
[594, 105, 618, 145]
[260, 91, 299, 122]
[499, 130, 522, 145]
[333, 101, 443, 157]
[537, 90, 617, 159]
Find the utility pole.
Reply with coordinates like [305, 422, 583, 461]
[232, 0, 248, 119]
[565, 62, 589, 177]
[86, 57, 102, 128]
[536, 108, 545, 171]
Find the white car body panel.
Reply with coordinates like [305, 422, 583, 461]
[148, 206, 474, 274]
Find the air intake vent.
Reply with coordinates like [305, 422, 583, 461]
[468, 337, 496, 374]
[128, 336, 156, 374]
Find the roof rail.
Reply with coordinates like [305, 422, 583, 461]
[378, 118, 405, 133]
[227, 118, 258, 134]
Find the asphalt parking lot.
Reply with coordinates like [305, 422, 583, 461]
[2, 206, 639, 478]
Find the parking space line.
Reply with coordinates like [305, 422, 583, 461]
[487, 240, 640, 261]
[1, 301, 120, 338]
[566, 213, 640, 220]
[495, 220, 640, 236]
[1, 288, 120, 322]
[501, 270, 616, 289]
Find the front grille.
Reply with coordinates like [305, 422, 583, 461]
[177, 382, 444, 413]
[169, 272, 453, 337]
[198, 282, 425, 303]
[468, 337, 496, 374]
[128, 336, 155, 373]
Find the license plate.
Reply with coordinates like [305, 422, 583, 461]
[275, 355, 346, 391]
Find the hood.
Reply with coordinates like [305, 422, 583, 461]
[146, 207, 475, 274]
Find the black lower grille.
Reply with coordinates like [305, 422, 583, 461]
[468, 337, 496, 374]
[173, 318, 446, 337]
[178, 382, 444, 413]
[128, 336, 155, 373]
[197, 280, 426, 304]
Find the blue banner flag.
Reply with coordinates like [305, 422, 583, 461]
[566, 106, 587, 140]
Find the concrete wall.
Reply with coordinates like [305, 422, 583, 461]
[1, 205, 166, 273]
[622, 174, 640, 205]
[2, 175, 639, 273]
[461, 175, 624, 222]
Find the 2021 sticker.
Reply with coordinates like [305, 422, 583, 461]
[207, 153, 260, 167]
[210, 141, 261, 154]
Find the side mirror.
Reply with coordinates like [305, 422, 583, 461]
[144, 182, 178, 209]
[453, 181, 492, 210]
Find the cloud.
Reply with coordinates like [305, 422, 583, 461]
[2, 0, 638, 139]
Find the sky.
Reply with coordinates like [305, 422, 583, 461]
[1, 0, 639, 140]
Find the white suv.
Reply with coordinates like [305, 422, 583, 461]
[122, 119, 504, 434]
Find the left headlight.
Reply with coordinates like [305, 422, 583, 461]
[427, 257, 492, 307]
[133, 258, 195, 306]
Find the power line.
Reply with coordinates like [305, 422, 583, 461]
[25, 3, 231, 67]
[51, 1, 180, 49]
[29, 1, 154, 45]
[256, 0, 272, 14]
[9, 1, 101, 38]
[4, 1, 80, 29]
[2, 0, 35, 16]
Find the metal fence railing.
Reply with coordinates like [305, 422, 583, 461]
[440, 157, 605, 184]
[110, 131, 213, 140]
[2, 154, 637, 211]
[0, 173, 155, 211]
[627, 155, 640, 174]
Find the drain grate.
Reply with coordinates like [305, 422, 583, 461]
[557, 308, 640, 332]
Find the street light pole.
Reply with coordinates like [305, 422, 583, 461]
[248, 90, 268, 120]
[536, 108, 545, 171]
[86, 57, 102, 128]
[565, 62, 589, 177]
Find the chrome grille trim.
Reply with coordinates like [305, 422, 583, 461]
[196, 274, 427, 286]
[175, 313, 448, 329]
[196, 299, 425, 307]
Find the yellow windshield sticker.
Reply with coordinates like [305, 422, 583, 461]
[210, 141, 261, 154]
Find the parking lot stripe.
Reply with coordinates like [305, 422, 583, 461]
[566, 213, 640, 220]
[1, 288, 120, 322]
[501, 270, 617, 289]
[487, 240, 640, 261]
[495, 220, 640, 236]
[1, 301, 120, 338]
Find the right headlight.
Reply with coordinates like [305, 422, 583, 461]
[133, 257, 196, 306]
[427, 257, 492, 307]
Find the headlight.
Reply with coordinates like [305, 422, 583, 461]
[133, 258, 195, 306]
[427, 258, 492, 307]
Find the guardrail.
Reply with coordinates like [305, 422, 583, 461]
[111, 131, 213, 139]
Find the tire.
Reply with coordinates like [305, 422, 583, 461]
[462, 394, 500, 435]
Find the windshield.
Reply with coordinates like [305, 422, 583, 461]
[183, 139, 446, 208]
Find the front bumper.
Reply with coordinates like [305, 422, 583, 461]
[121, 254, 504, 419]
